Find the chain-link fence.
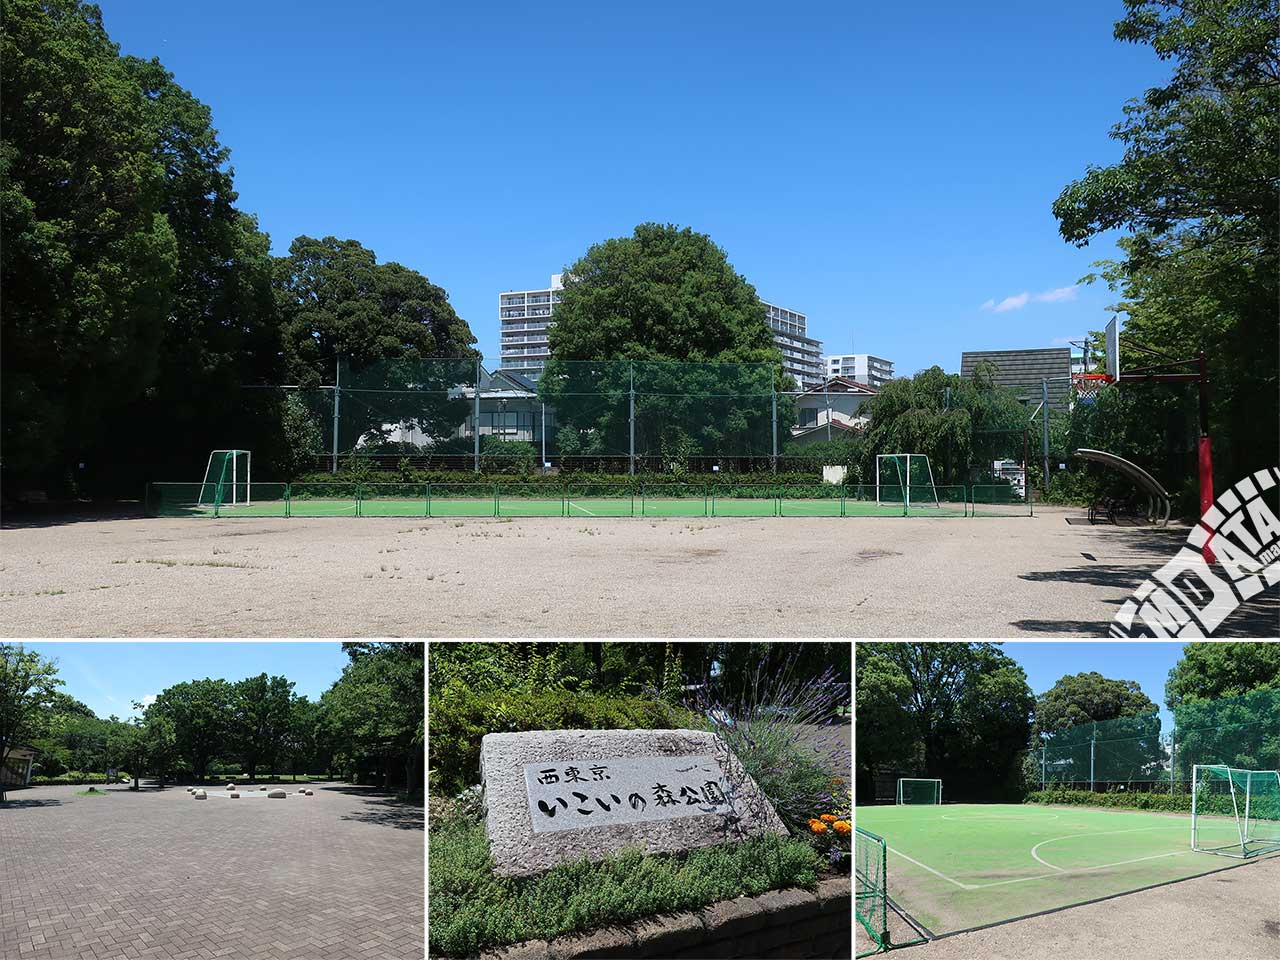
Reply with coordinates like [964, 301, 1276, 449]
[1021, 688, 1280, 794]
[244, 359, 1030, 484]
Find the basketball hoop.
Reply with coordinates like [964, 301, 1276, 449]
[1073, 373, 1111, 405]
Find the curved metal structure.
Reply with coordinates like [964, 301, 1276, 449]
[1074, 448, 1171, 526]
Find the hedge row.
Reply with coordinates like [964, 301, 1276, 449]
[1024, 789, 1193, 813]
[30, 772, 131, 786]
[296, 469, 839, 488]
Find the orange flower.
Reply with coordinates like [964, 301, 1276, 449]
[809, 820, 829, 834]
[833, 820, 852, 835]
[830, 777, 845, 786]
[819, 813, 837, 823]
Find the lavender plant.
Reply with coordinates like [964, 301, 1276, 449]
[681, 656, 849, 839]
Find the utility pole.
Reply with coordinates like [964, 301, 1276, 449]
[1041, 379, 1050, 494]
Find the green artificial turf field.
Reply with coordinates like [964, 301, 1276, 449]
[856, 803, 1279, 937]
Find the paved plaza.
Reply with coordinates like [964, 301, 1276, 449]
[0, 782, 424, 960]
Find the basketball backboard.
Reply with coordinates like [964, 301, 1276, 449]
[1104, 316, 1119, 381]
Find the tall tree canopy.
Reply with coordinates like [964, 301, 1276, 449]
[855, 643, 1034, 801]
[537, 224, 789, 465]
[1, 0, 177, 490]
[1165, 641, 1280, 706]
[0, 644, 64, 801]
[1053, 0, 1279, 497]
[1032, 672, 1159, 739]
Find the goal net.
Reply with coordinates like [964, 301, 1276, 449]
[1191, 764, 1280, 858]
[199, 450, 251, 507]
[875, 454, 940, 509]
[897, 778, 942, 805]
[855, 826, 889, 955]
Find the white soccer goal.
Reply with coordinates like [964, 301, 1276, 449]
[198, 450, 251, 507]
[897, 778, 942, 805]
[1191, 764, 1280, 859]
[875, 454, 940, 510]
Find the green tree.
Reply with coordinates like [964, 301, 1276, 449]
[539, 224, 790, 464]
[143, 713, 178, 788]
[149, 678, 231, 782]
[1033, 672, 1159, 739]
[229, 673, 295, 780]
[1053, 0, 1279, 494]
[106, 720, 146, 790]
[112, 54, 279, 485]
[1, 0, 178, 492]
[1166, 642, 1280, 705]
[853, 648, 915, 801]
[273, 236, 478, 457]
[1166, 642, 1280, 777]
[324, 643, 423, 792]
[862, 366, 1029, 486]
[857, 643, 1034, 801]
[0, 644, 64, 800]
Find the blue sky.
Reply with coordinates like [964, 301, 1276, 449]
[1003, 642, 1186, 733]
[20, 642, 351, 720]
[96, 0, 1169, 375]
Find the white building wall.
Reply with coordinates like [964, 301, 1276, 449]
[824, 354, 894, 389]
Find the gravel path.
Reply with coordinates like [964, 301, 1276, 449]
[2, 508, 1274, 636]
[887, 854, 1280, 960]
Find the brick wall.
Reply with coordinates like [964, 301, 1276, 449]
[448, 877, 851, 960]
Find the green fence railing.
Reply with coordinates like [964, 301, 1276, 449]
[145, 481, 1036, 519]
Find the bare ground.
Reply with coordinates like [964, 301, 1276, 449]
[866, 854, 1280, 960]
[2, 507, 1275, 637]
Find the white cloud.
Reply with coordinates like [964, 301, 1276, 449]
[1034, 285, 1079, 303]
[980, 284, 1079, 312]
[140, 693, 157, 708]
[994, 292, 1030, 313]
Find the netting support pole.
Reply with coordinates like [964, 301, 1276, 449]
[1041, 746, 1046, 790]
[1041, 379, 1050, 494]
[1090, 734, 1095, 793]
[541, 403, 547, 472]
[474, 357, 481, 474]
[771, 387, 778, 472]
[628, 363, 635, 477]
[331, 357, 341, 475]
[1170, 736, 1175, 794]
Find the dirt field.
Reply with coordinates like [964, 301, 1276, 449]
[856, 854, 1280, 960]
[2, 506, 1275, 637]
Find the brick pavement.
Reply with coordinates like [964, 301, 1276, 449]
[0, 782, 424, 960]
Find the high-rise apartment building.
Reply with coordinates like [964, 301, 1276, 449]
[824, 354, 895, 389]
[498, 276, 825, 386]
[762, 301, 824, 388]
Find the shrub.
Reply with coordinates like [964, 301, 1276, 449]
[428, 686, 687, 795]
[1024, 788, 1193, 812]
[29, 771, 130, 786]
[427, 804, 819, 957]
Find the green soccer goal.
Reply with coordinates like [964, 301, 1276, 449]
[198, 450, 251, 508]
[1191, 764, 1280, 859]
[896, 778, 942, 805]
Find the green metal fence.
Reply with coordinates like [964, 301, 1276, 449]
[146, 481, 1039, 519]
[856, 826, 890, 956]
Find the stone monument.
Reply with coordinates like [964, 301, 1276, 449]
[480, 728, 787, 878]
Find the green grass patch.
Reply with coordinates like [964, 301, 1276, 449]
[75, 788, 108, 796]
[428, 811, 819, 956]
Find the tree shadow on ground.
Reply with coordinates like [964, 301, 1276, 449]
[0, 798, 64, 808]
[340, 797, 425, 831]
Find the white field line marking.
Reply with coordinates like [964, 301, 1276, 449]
[567, 501, 597, 517]
[890, 825, 1194, 892]
[1028, 825, 1180, 872]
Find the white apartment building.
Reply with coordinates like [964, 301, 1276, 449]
[824, 354, 895, 389]
[498, 274, 563, 380]
[762, 301, 824, 388]
[499, 275, 824, 386]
